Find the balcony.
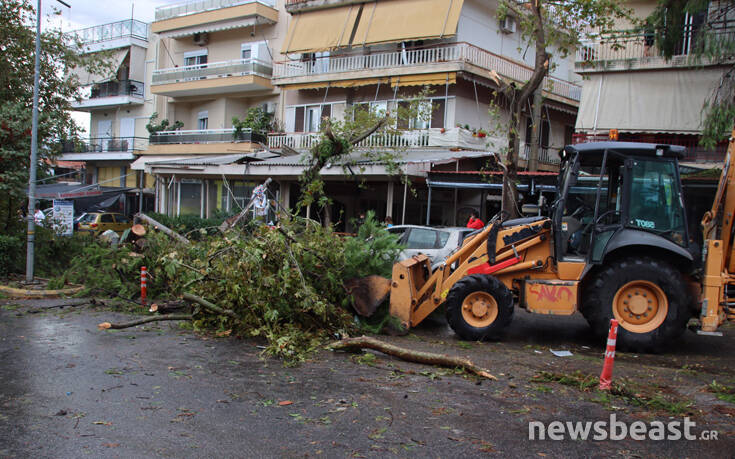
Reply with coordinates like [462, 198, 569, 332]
[572, 133, 727, 162]
[71, 80, 145, 111]
[575, 26, 735, 72]
[273, 42, 581, 103]
[152, 0, 278, 37]
[68, 19, 149, 52]
[146, 128, 266, 154]
[57, 137, 148, 161]
[151, 59, 273, 97]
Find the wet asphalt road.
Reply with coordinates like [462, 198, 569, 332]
[1, 299, 734, 458]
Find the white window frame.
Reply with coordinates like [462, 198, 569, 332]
[197, 110, 209, 130]
[285, 101, 344, 132]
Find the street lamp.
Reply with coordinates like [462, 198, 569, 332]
[26, 0, 71, 283]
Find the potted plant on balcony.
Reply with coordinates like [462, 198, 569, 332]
[477, 128, 487, 138]
[146, 112, 183, 142]
[232, 107, 273, 142]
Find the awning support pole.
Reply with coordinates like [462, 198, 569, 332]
[401, 176, 407, 225]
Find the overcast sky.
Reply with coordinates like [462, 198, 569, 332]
[42, 0, 174, 31]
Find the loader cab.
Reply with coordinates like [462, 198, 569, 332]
[553, 142, 688, 264]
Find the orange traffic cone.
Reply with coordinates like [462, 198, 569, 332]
[599, 319, 618, 390]
[140, 266, 147, 307]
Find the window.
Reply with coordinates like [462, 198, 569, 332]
[306, 106, 320, 132]
[241, 47, 252, 60]
[290, 104, 332, 132]
[179, 181, 202, 216]
[100, 214, 114, 223]
[184, 54, 207, 67]
[397, 98, 443, 129]
[628, 160, 685, 245]
[197, 111, 208, 130]
[115, 215, 130, 224]
[405, 228, 449, 250]
[184, 50, 208, 81]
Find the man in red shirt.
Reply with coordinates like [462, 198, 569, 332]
[466, 210, 484, 230]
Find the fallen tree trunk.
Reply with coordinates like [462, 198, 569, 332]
[182, 292, 240, 321]
[328, 336, 496, 380]
[149, 300, 188, 314]
[98, 314, 192, 330]
[135, 212, 190, 245]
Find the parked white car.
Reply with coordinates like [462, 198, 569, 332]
[387, 225, 475, 269]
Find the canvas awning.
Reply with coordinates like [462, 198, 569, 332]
[575, 68, 724, 134]
[390, 72, 456, 87]
[281, 77, 390, 90]
[282, 4, 361, 54]
[68, 49, 129, 86]
[352, 0, 464, 47]
[282, 0, 464, 54]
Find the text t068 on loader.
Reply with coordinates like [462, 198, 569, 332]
[356, 132, 735, 352]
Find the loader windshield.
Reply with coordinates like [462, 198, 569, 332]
[627, 159, 686, 246]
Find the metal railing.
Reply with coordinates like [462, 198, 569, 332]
[575, 26, 735, 65]
[519, 143, 561, 165]
[149, 128, 267, 145]
[59, 137, 148, 153]
[152, 59, 272, 85]
[273, 42, 582, 101]
[155, 0, 276, 21]
[268, 130, 433, 151]
[88, 80, 144, 99]
[572, 133, 728, 162]
[68, 19, 149, 45]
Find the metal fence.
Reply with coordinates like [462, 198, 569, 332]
[152, 59, 272, 85]
[155, 0, 275, 21]
[69, 19, 148, 44]
[149, 128, 267, 145]
[89, 80, 144, 99]
[59, 137, 148, 153]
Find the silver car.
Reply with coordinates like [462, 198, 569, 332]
[387, 225, 475, 269]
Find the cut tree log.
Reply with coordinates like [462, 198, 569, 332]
[182, 292, 240, 321]
[148, 300, 188, 314]
[98, 314, 192, 330]
[135, 212, 189, 244]
[131, 224, 146, 237]
[327, 336, 496, 380]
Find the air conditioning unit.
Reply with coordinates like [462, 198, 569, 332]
[193, 32, 209, 46]
[500, 16, 516, 34]
[262, 102, 276, 114]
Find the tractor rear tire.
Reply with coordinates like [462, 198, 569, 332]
[446, 274, 514, 341]
[582, 257, 691, 353]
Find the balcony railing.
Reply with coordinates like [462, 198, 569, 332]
[68, 19, 149, 45]
[269, 130, 433, 151]
[572, 133, 728, 162]
[152, 59, 273, 85]
[273, 42, 582, 102]
[155, 0, 275, 21]
[519, 143, 561, 165]
[88, 80, 144, 99]
[59, 137, 148, 153]
[149, 128, 267, 145]
[575, 26, 735, 68]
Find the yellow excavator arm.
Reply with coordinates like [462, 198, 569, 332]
[700, 128, 735, 332]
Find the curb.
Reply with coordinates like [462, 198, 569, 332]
[0, 284, 84, 299]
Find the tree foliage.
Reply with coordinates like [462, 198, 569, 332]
[232, 107, 273, 138]
[0, 0, 111, 231]
[491, 0, 633, 215]
[647, 0, 735, 147]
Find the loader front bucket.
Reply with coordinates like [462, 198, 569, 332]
[344, 275, 392, 317]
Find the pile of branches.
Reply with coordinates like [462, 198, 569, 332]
[62, 212, 403, 362]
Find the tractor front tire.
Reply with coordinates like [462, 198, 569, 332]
[582, 257, 691, 353]
[446, 274, 514, 341]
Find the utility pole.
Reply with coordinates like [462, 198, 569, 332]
[527, 87, 543, 172]
[25, 0, 70, 283]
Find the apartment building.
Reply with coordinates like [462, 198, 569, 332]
[62, 19, 157, 213]
[573, 0, 734, 163]
[135, 0, 581, 227]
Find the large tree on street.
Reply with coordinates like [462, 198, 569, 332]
[492, 0, 632, 216]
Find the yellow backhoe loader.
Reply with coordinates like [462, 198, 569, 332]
[356, 130, 735, 352]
